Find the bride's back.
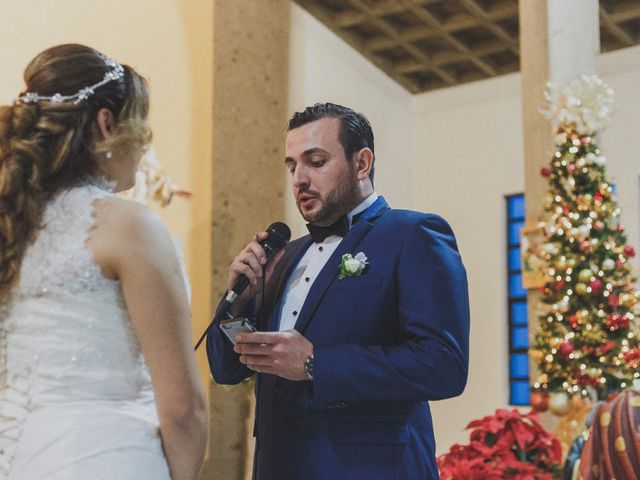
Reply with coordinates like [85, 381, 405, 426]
[7, 183, 146, 400]
[0, 183, 171, 480]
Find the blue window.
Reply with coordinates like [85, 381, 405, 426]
[506, 194, 529, 406]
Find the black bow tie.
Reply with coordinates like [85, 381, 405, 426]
[307, 216, 348, 243]
[306, 213, 364, 243]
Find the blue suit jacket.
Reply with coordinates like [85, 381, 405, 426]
[207, 197, 470, 480]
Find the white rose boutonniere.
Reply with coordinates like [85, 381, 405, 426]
[339, 252, 368, 279]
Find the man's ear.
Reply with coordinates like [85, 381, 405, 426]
[354, 148, 374, 181]
[95, 108, 115, 141]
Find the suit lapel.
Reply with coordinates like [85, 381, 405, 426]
[294, 196, 390, 334]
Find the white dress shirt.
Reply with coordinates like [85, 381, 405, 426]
[278, 193, 378, 331]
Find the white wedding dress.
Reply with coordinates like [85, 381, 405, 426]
[0, 183, 171, 479]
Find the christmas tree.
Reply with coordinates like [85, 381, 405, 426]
[528, 76, 640, 408]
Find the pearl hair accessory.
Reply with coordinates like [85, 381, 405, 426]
[16, 54, 125, 106]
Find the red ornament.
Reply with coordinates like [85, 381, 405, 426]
[554, 279, 566, 292]
[623, 245, 636, 258]
[615, 259, 625, 270]
[568, 315, 580, 329]
[617, 225, 625, 232]
[623, 348, 640, 363]
[589, 278, 604, 295]
[593, 220, 605, 231]
[559, 342, 574, 357]
[606, 313, 629, 331]
[568, 164, 576, 175]
[593, 192, 604, 203]
[597, 341, 615, 355]
[582, 345, 595, 355]
[530, 391, 549, 412]
[580, 240, 592, 254]
[563, 204, 571, 216]
[576, 371, 598, 387]
[608, 294, 620, 308]
[540, 167, 552, 177]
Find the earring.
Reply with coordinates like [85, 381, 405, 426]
[105, 150, 112, 160]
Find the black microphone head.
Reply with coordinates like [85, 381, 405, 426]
[265, 222, 291, 249]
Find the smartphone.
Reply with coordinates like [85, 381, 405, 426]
[219, 317, 257, 345]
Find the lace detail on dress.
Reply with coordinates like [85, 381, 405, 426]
[0, 182, 147, 479]
[0, 313, 31, 478]
[14, 183, 120, 300]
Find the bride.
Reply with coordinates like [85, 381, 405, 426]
[0, 44, 206, 479]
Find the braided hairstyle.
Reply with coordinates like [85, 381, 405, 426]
[0, 44, 151, 297]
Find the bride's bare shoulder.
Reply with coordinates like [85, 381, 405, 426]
[88, 196, 174, 279]
[92, 196, 166, 238]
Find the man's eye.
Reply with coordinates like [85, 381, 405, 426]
[312, 160, 326, 168]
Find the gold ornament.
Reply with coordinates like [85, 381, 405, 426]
[555, 396, 593, 459]
[549, 391, 571, 416]
[529, 349, 544, 363]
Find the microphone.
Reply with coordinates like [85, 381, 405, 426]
[223, 222, 291, 306]
[194, 222, 291, 351]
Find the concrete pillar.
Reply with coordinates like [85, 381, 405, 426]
[203, 1, 290, 478]
[520, 0, 599, 432]
[547, 0, 599, 84]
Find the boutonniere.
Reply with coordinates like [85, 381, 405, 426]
[339, 252, 368, 279]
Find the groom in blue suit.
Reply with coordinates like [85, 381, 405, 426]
[207, 103, 470, 480]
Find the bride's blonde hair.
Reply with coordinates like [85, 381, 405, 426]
[0, 44, 151, 297]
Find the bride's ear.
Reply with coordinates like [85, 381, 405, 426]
[95, 108, 115, 141]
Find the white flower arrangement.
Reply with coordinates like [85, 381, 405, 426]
[541, 74, 614, 135]
[339, 252, 368, 279]
[119, 146, 191, 207]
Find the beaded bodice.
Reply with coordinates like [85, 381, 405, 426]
[0, 184, 153, 476]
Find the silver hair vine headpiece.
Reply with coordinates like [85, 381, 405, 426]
[16, 53, 125, 106]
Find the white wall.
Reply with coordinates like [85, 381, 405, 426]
[596, 46, 640, 252]
[289, 4, 640, 457]
[410, 74, 525, 451]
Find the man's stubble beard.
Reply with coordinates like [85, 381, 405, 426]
[299, 167, 361, 226]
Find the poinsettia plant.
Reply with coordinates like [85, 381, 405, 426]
[438, 409, 562, 480]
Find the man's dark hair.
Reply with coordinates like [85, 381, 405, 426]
[287, 102, 375, 183]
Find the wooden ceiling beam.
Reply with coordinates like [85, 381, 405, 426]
[295, 0, 639, 95]
[607, 2, 640, 23]
[458, 0, 519, 55]
[396, 39, 510, 73]
[346, 0, 459, 86]
[335, 0, 440, 28]
[294, 0, 423, 93]
[400, 0, 499, 77]
[367, 0, 518, 52]
[599, 5, 635, 46]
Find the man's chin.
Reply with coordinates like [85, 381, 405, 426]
[298, 206, 320, 224]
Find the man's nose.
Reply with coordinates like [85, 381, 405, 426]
[292, 164, 309, 188]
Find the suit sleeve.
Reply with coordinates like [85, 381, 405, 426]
[310, 214, 470, 408]
[205, 300, 255, 385]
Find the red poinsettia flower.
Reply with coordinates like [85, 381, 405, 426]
[438, 409, 562, 479]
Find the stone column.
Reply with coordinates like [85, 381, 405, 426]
[202, 1, 290, 479]
[520, 0, 599, 433]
